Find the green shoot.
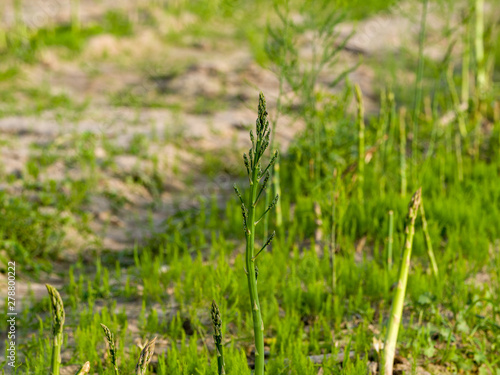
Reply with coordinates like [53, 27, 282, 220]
[101, 323, 119, 375]
[135, 337, 156, 375]
[474, 0, 486, 96]
[383, 188, 422, 374]
[412, 0, 429, 171]
[211, 300, 226, 375]
[399, 107, 407, 197]
[461, 10, 471, 104]
[46, 284, 65, 375]
[234, 92, 278, 375]
[387, 210, 394, 270]
[74, 362, 90, 375]
[355, 84, 365, 203]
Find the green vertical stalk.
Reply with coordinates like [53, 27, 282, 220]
[399, 108, 407, 197]
[0, 1, 5, 50]
[211, 300, 226, 375]
[383, 188, 422, 375]
[412, 0, 428, 172]
[474, 0, 485, 97]
[387, 210, 394, 270]
[355, 84, 365, 203]
[13, 0, 23, 33]
[419, 200, 439, 279]
[235, 93, 278, 375]
[71, 0, 81, 33]
[447, 64, 467, 138]
[331, 170, 338, 295]
[461, 12, 471, 104]
[455, 133, 464, 182]
[100, 324, 119, 375]
[46, 285, 65, 375]
[385, 90, 396, 163]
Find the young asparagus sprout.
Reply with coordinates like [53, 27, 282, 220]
[74, 361, 90, 375]
[211, 300, 226, 375]
[135, 337, 157, 375]
[234, 92, 278, 375]
[100, 323, 119, 375]
[46, 284, 65, 375]
[383, 188, 422, 375]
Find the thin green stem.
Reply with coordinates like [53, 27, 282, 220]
[355, 84, 365, 203]
[384, 188, 421, 375]
[412, 0, 429, 173]
[71, 0, 81, 33]
[462, 12, 471, 104]
[446, 64, 467, 138]
[387, 210, 394, 270]
[399, 108, 407, 197]
[474, 0, 485, 97]
[419, 200, 439, 279]
[246, 166, 265, 374]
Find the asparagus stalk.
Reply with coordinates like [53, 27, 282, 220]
[46, 284, 65, 375]
[474, 0, 486, 96]
[74, 362, 90, 375]
[135, 337, 156, 375]
[399, 108, 407, 197]
[387, 210, 394, 270]
[211, 300, 226, 375]
[461, 11, 471, 104]
[412, 0, 429, 171]
[234, 93, 278, 375]
[101, 323, 120, 375]
[355, 84, 365, 203]
[384, 188, 422, 374]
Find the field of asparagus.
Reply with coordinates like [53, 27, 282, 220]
[0, 0, 499, 374]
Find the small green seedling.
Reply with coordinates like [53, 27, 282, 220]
[211, 300, 226, 375]
[46, 284, 65, 375]
[234, 92, 278, 375]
